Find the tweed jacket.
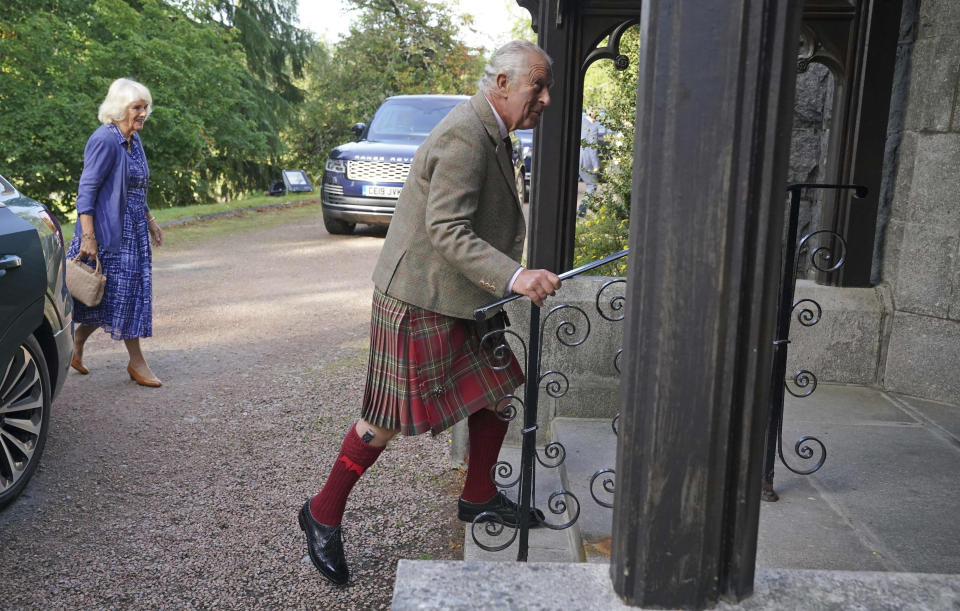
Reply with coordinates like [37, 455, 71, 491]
[372, 93, 526, 319]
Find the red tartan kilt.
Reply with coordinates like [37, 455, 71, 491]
[360, 289, 525, 436]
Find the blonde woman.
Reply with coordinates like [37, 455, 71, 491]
[68, 78, 163, 387]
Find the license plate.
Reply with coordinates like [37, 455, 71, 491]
[362, 185, 402, 198]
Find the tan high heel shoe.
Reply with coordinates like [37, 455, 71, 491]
[127, 364, 162, 387]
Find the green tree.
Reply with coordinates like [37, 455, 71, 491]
[284, 0, 484, 177]
[180, 0, 311, 103]
[1, 0, 293, 213]
[504, 0, 536, 44]
[573, 26, 640, 275]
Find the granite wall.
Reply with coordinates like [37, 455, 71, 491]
[879, 0, 960, 403]
[789, 62, 834, 278]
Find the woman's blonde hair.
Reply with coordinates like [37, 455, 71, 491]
[97, 78, 153, 125]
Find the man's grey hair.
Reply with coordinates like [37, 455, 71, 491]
[478, 40, 552, 94]
[98, 78, 153, 125]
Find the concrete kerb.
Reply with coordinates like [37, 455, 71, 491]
[392, 561, 960, 610]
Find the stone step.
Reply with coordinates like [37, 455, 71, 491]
[462, 446, 580, 562]
[552, 416, 618, 563]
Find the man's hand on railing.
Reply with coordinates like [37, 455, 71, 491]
[513, 268, 562, 307]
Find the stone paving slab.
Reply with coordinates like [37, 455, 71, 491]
[462, 447, 577, 563]
[782, 383, 917, 424]
[553, 417, 616, 562]
[893, 393, 960, 440]
[448, 384, 960, 604]
[392, 561, 960, 610]
[757, 384, 960, 573]
[756, 474, 888, 571]
[791, 424, 960, 573]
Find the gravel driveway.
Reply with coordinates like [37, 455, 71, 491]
[0, 203, 464, 609]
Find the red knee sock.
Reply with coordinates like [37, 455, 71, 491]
[310, 424, 385, 526]
[461, 408, 509, 503]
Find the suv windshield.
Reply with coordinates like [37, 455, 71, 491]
[367, 97, 462, 142]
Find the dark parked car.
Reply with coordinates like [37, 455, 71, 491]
[320, 94, 469, 235]
[511, 128, 533, 204]
[0, 173, 72, 508]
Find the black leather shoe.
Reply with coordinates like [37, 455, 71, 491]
[298, 502, 349, 585]
[457, 491, 546, 528]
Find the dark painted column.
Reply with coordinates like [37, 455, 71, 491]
[526, 0, 583, 272]
[519, 0, 644, 273]
[610, 1, 802, 608]
[816, 0, 904, 287]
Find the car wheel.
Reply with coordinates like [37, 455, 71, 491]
[0, 334, 51, 509]
[322, 214, 356, 235]
[515, 168, 528, 204]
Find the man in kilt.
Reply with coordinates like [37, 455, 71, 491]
[299, 40, 561, 585]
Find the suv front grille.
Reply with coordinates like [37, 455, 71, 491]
[347, 160, 410, 184]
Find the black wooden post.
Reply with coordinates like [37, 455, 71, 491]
[521, 0, 644, 273]
[610, 1, 802, 608]
[524, 0, 585, 273]
[802, 0, 904, 287]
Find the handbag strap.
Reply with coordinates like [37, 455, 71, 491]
[72, 253, 101, 273]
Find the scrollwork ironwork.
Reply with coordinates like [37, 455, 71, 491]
[539, 370, 569, 398]
[797, 229, 847, 273]
[764, 184, 863, 501]
[471, 250, 630, 560]
[491, 460, 520, 489]
[541, 304, 590, 347]
[792, 299, 822, 327]
[538, 489, 581, 530]
[582, 18, 640, 73]
[589, 468, 616, 509]
[480, 328, 527, 371]
[595, 278, 627, 321]
[493, 393, 522, 423]
[779, 435, 827, 475]
[469, 514, 519, 552]
[785, 369, 818, 398]
[536, 441, 566, 469]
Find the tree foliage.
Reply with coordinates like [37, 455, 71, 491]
[284, 0, 485, 177]
[0, 0, 301, 214]
[573, 26, 640, 275]
[505, 0, 536, 44]
[180, 0, 311, 103]
[0, 0, 483, 214]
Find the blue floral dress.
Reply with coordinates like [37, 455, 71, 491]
[67, 124, 153, 340]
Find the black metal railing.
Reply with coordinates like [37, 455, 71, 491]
[760, 183, 867, 502]
[466, 183, 866, 556]
[472, 248, 629, 561]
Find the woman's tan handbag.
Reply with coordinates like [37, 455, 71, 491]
[66, 255, 106, 306]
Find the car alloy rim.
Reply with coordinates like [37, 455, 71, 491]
[0, 345, 44, 494]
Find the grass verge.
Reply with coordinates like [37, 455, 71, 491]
[61, 192, 317, 242]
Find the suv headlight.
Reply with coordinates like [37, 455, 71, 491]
[325, 158, 347, 173]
